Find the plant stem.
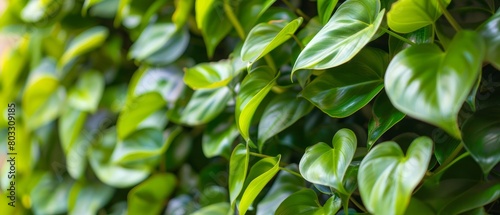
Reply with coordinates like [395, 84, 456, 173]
[350, 197, 367, 212]
[291, 34, 305, 50]
[279, 167, 304, 179]
[264, 55, 277, 71]
[249, 152, 272, 158]
[437, 0, 462, 32]
[381, 28, 416, 46]
[433, 144, 469, 175]
[282, 0, 311, 21]
[223, 0, 246, 40]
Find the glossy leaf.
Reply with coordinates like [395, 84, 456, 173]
[60, 26, 109, 68]
[275, 189, 341, 215]
[440, 181, 500, 215]
[172, 0, 194, 29]
[368, 92, 405, 148]
[238, 0, 277, 32]
[358, 137, 433, 215]
[117, 92, 166, 139]
[387, 0, 451, 33]
[130, 66, 185, 103]
[196, 0, 233, 57]
[141, 26, 189, 66]
[461, 106, 500, 174]
[184, 60, 234, 89]
[385, 31, 485, 139]
[180, 87, 232, 126]
[67, 71, 104, 112]
[479, 9, 500, 70]
[317, 0, 338, 25]
[301, 48, 387, 118]
[239, 155, 281, 215]
[241, 17, 303, 64]
[68, 182, 114, 215]
[128, 173, 176, 215]
[292, 0, 385, 72]
[202, 115, 239, 159]
[258, 92, 313, 149]
[111, 128, 167, 164]
[229, 144, 249, 207]
[299, 128, 357, 194]
[236, 66, 278, 141]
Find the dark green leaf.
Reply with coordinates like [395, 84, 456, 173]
[368, 92, 405, 148]
[128, 173, 176, 215]
[479, 9, 500, 70]
[180, 87, 232, 126]
[202, 115, 239, 159]
[195, 0, 233, 57]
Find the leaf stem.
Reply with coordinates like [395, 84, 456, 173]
[381, 28, 416, 46]
[433, 144, 468, 175]
[350, 197, 367, 212]
[290, 34, 305, 50]
[223, 0, 246, 40]
[437, 0, 462, 32]
[249, 152, 272, 158]
[282, 0, 311, 21]
[264, 55, 277, 71]
[279, 167, 304, 179]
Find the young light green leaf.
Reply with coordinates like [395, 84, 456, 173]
[301, 47, 387, 118]
[359, 137, 433, 215]
[241, 17, 303, 64]
[317, 0, 338, 24]
[257, 164, 304, 215]
[229, 144, 249, 207]
[258, 92, 313, 150]
[59, 107, 89, 179]
[239, 155, 281, 215]
[385, 31, 485, 139]
[59, 26, 109, 68]
[128, 173, 177, 215]
[367, 92, 405, 148]
[479, 9, 500, 70]
[461, 106, 500, 174]
[195, 0, 233, 57]
[180, 87, 232, 126]
[387, 0, 451, 33]
[172, 0, 194, 29]
[184, 60, 234, 89]
[292, 0, 385, 72]
[117, 92, 166, 139]
[67, 71, 104, 112]
[299, 128, 357, 195]
[236, 66, 278, 142]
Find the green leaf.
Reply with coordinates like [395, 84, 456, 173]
[292, 0, 385, 72]
[385, 31, 485, 139]
[299, 128, 357, 194]
[479, 9, 500, 70]
[229, 144, 249, 207]
[236, 66, 278, 141]
[241, 17, 303, 64]
[173, 0, 194, 29]
[367, 92, 405, 148]
[238, 0, 277, 32]
[67, 71, 104, 112]
[196, 0, 233, 57]
[358, 137, 433, 215]
[440, 181, 500, 215]
[258, 92, 313, 150]
[184, 60, 234, 89]
[180, 87, 232, 126]
[239, 155, 281, 215]
[387, 0, 451, 33]
[275, 189, 341, 215]
[129, 66, 185, 103]
[58, 107, 88, 179]
[68, 182, 114, 215]
[30, 174, 73, 214]
[192, 202, 231, 215]
[317, 0, 338, 25]
[257, 164, 304, 215]
[164, 131, 193, 171]
[111, 128, 169, 164]
[88, 128, 151, 188]
[128, 173, 177, 215]
[301, 47, 387, 118]
[117, 92, 166, 139]
[202, 115, 239, 159]
[461, 106, 500, 174]
[60, 26, 109, 68]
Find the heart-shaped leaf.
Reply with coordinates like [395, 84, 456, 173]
[292, 0, 385, 72]
[479, 9, 500, 70]
[387, 0, 451, 33]
[301, 47, 387, 118]
[180, 87, 232, 126]
[358, 137, 433, 215]
[59, 26, 109, 68]
[258, 92, 313, 150]
[67, 71, 104, 112]
[275, 189, 341, 215]
[229, 144, 249, 207]
[236, 66, 278, 141]
[128, 173, 177, 215]
[317, 0, 338, 25]
[461, 106, 500, 174]
[241, 17, 303, 64]
[368, 92, 405, 148]
[385, 31, 485, 139]
[299, 128, 357, 194]
[238, 155, 281, 215]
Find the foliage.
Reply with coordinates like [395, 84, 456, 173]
[0, 0, 499, 214]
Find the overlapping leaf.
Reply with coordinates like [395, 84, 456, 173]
[367, 92, 405, 148]
[59, 26, 109, 68]
[229, 144, 249, 207]
[387, 0, 451, 33]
